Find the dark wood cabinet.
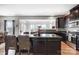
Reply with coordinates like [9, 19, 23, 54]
[46, 40, 61, 55]
[76, 32, 79, 50]
[69, 5, 79, 20]
[32, 39, 46, 54]
[57, 17, 66, 28]
[31, 37, 61, 55]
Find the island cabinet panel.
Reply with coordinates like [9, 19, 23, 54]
[76, 33, 79, 50]
[32, 38, 61, 55]
[32, 39, 46, 55]
[46, 40, 61, 55]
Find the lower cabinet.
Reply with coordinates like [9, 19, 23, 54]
[32, 39, 61, 55]
[76, 35, 79, 50]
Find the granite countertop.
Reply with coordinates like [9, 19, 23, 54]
[29, 34, 62, 39]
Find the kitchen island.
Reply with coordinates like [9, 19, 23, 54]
[29, 34, 62, 55]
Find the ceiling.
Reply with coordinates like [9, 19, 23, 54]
[0, 4, 77, 16]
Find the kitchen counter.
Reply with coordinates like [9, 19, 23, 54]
[29, 34, 62, 40]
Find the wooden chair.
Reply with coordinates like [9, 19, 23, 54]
[5, 35, 17, 55]
[18, 35, 31, 54]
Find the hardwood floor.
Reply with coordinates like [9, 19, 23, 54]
[61, 42, 79, 55]
[0, 42, 79, 55]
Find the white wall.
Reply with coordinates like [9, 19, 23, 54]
[0, 17, 4, 32]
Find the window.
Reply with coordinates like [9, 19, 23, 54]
[4, 20, 15, 35]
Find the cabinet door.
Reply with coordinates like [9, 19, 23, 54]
[46, 40, 61, 55]
[76, 36, 79, 50]
[32, 39, 46, 55]
[32, 39, 61, 55]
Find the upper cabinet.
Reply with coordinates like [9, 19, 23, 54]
[57, 16, 67, 29]
[69, 5, 79, 20]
